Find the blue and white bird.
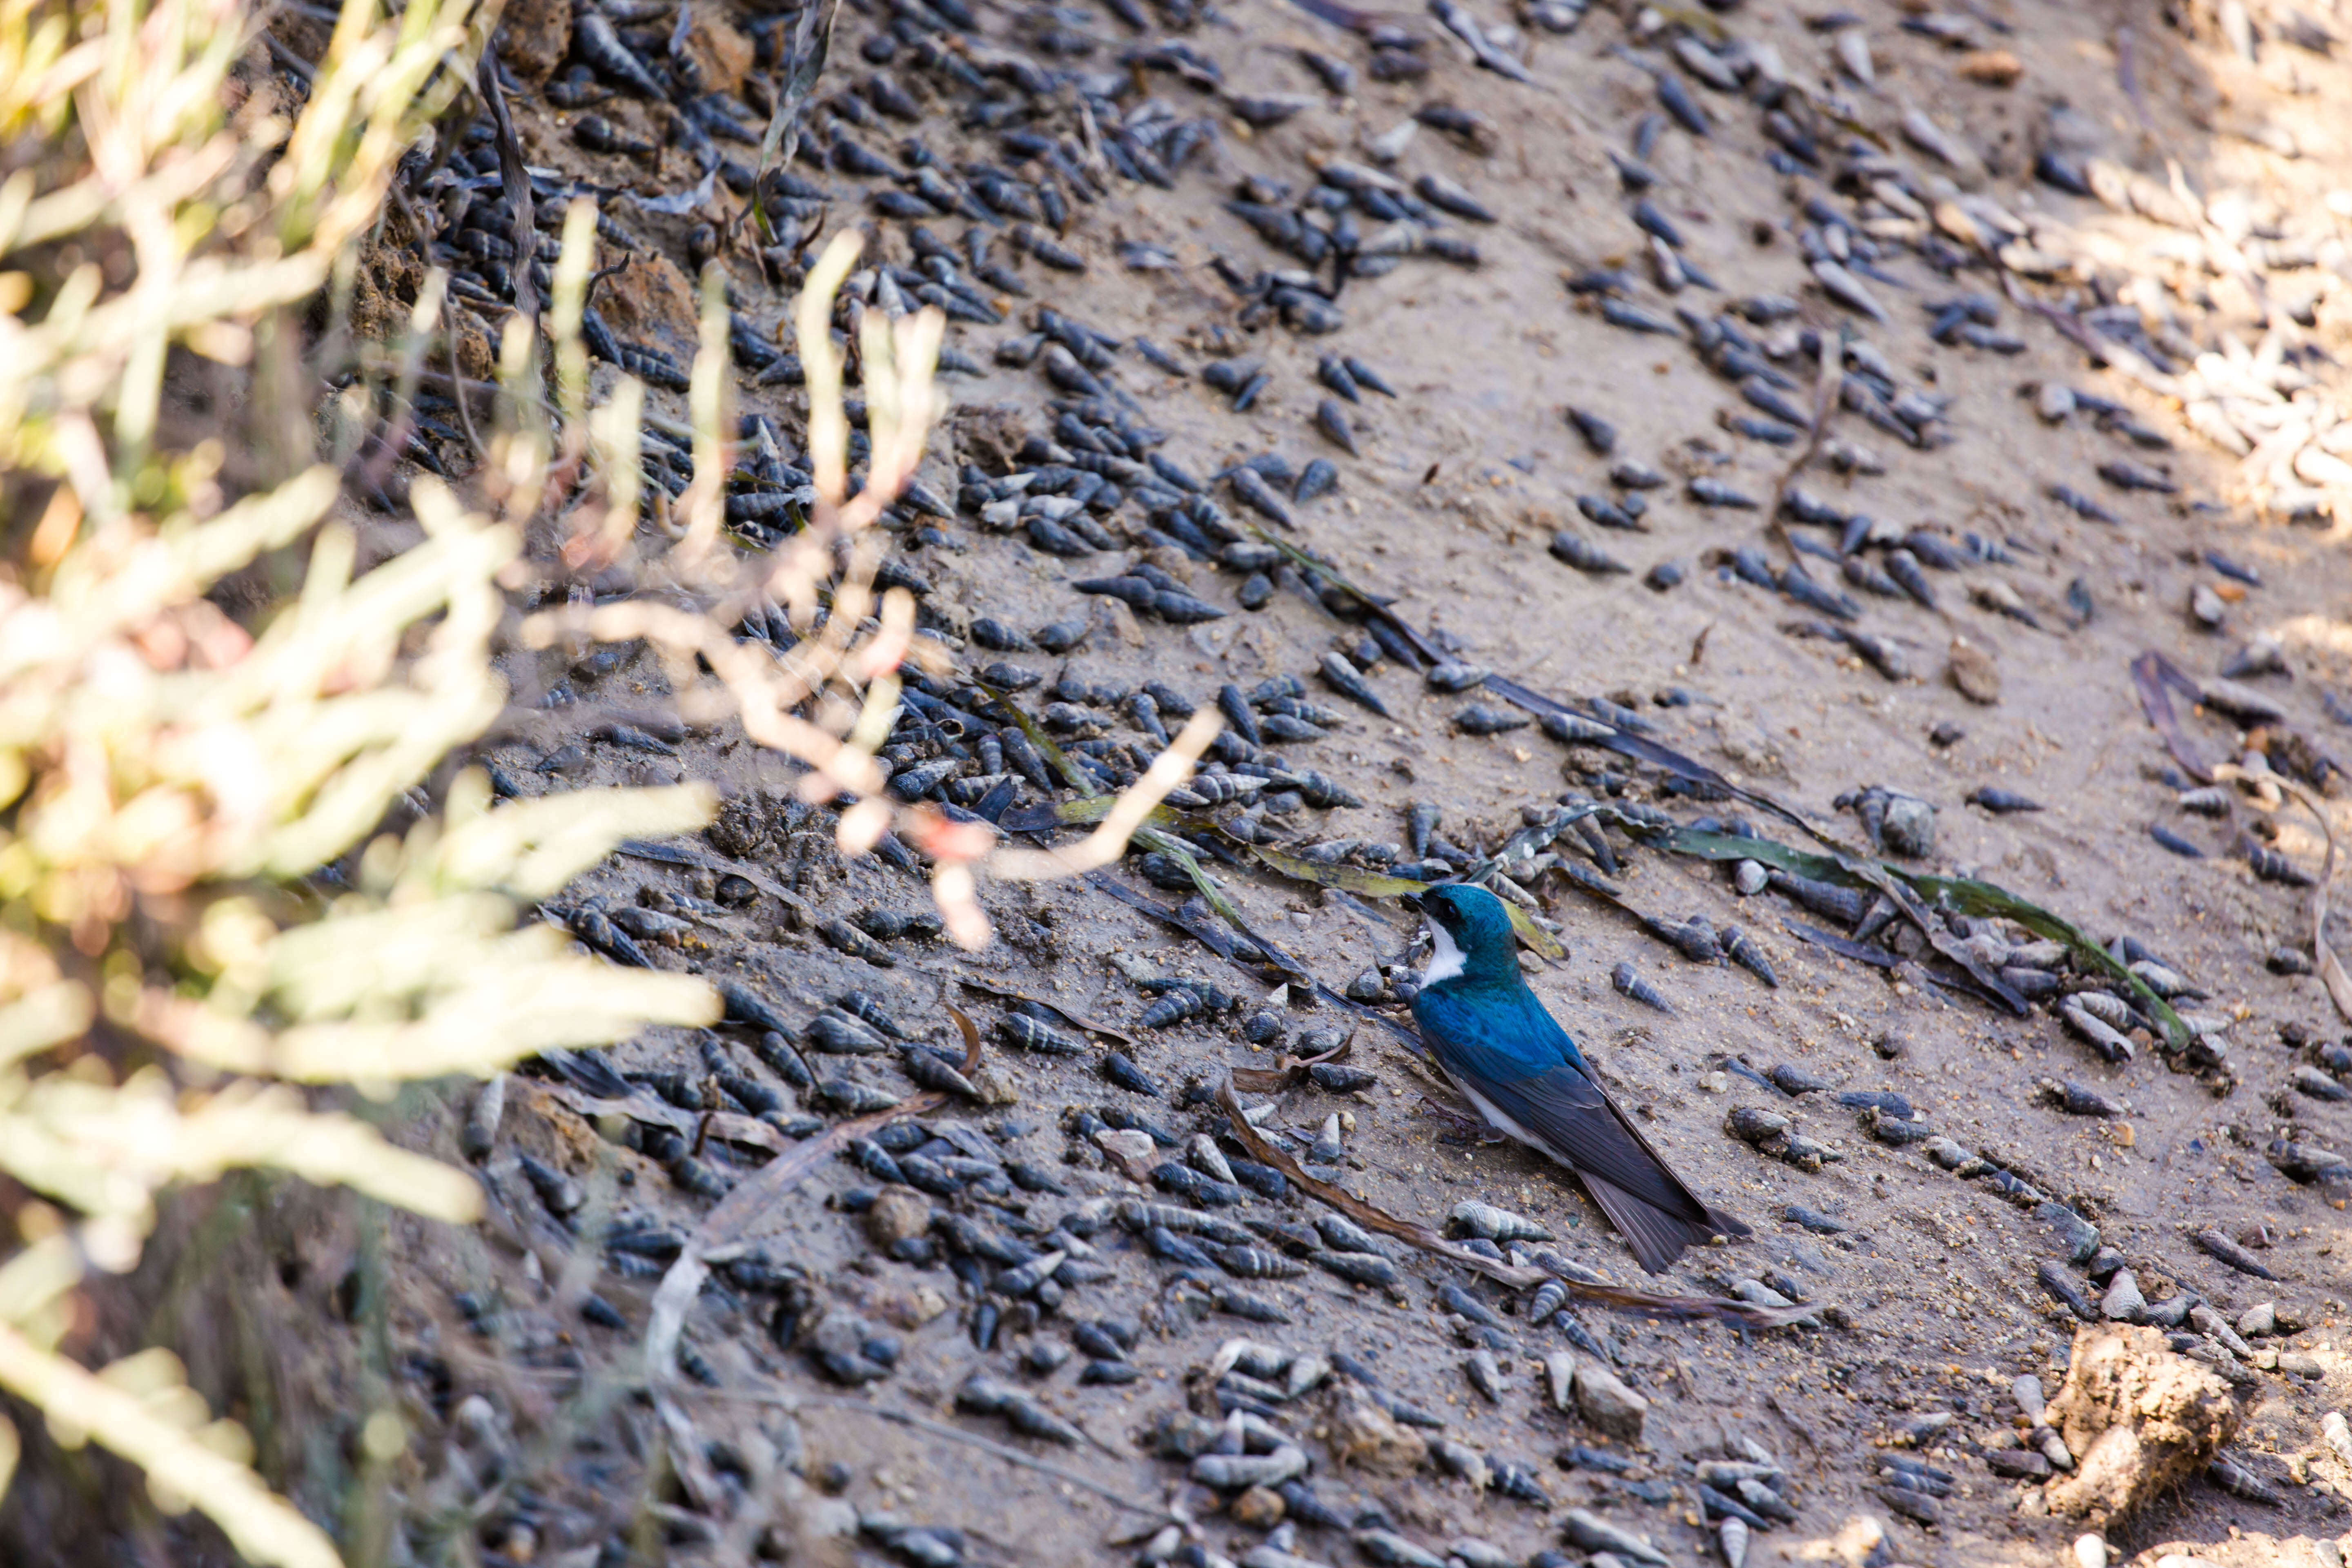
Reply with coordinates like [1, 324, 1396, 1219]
[1409, 884, 1748, 1273]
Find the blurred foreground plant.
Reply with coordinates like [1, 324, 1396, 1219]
[0, 0, 1217, 1553]
[0, 2, 724, 1563]
[521, 227, 1220, 953]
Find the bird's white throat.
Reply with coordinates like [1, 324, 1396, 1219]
[1422, 922, 1466, 985]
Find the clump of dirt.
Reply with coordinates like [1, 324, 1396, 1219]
[350, 230, 425, 343]
[435, 312, 492, 379]
[948, 403, 1032, 475]
[596, 252, 702, 352]
[1330, 1388, 1430, 1476]
[2047, 1324, 2243, 1524]
[681, 1, 753, 98]
[706, 788, 789, 860]
[495, 0, 572, 82]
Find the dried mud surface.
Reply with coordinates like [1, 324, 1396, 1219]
[208, 1, 2352, 1566]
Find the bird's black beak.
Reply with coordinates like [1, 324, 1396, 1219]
[1399, 890, 1429, 914]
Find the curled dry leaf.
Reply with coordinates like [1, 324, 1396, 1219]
[1229, 1029, 1356, 1092]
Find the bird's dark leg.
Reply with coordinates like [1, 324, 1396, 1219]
[1417, 1093, 1510, 1145]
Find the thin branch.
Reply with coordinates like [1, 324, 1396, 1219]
[1765, 326, 1840, 564]
[643, 1015, 985, 1398]
[475, 43, 539, 325]
[517, 598, 886, 799]
[720, 1392, 1182, 1523]
[1214, 1076, 1824, 1329]
[2225, 763, 2352, 1025]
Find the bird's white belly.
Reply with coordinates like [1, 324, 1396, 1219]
[1442, 1069, 1570, 1167]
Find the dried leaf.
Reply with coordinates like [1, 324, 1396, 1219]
[1246, 844, 1563, 959]
[1129, 826, 1245, 930]
[757, 0, 841, 181]
[996, 795, 1183, 835]
[957, 976, 1136, 1045]
[1649, 825, 2189, 1049]
[2131, 649, 2216, 784]
[1085, 874, 1245, 969]
[1841, 858, 2027, 1013]
[1783, 920, 1899, 969]
[1249, 845, 1428, 898]
[538, 1081, 790, 1153]
[1277, 0, 1387, 32]
[637, 167, 718, 218]
[1501, 898, 1567, 961]
[1228, 1030, 1353, 1092]
[1485, 673, 1820, 841]
[1789, 85, 1893, 152]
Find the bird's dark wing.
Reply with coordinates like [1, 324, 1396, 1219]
[1416, 985, 1695, 1212]
[1414, 982, 1747, 1273]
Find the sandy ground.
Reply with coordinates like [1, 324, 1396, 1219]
[59, 0, 2352, 1565]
